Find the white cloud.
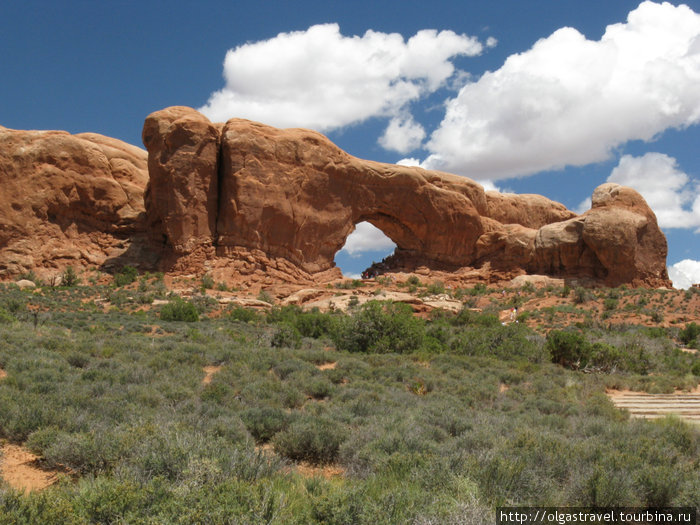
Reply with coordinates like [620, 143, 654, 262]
[339, 221, 396, 257]
[485, 36, 498, 48]
[396, 157, 423, 167]
[575, 197, 592, 215]
[378, 115, 426, 153]
[480, 180, 501, 193]
[424, 1, 700, 180]
[199, 24, 483, 139]
[668, 259, 700, 289]
[607, 153, 700, 230]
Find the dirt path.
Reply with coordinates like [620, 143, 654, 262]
[202, 365, 222, 385]
[316, 362, 336, 371]
[0, 444, 58, 492]
[0, 368, 6, 380]
[607, 390, 700, 423]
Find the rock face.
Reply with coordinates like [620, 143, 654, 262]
[143, 106, 221, 253]
[141, 106, 670, 287]
[0, 125, 148, 277]
[0, 107, 672, 288]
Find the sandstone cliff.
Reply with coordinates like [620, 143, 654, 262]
[143, 106, 670, 287]
[0, 125, 149, 277]
[0, 108, 672, 288]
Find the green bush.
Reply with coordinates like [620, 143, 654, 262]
[273, 416, 344, 464]
[61, 266, 80, 287]
[270, 324, 302, 348]
[160, 299, 199, 322]
[603, 298, 618, 312]
[679, 322, 700, 346]
[241, 407, 292, 443]
[547, 330, 588, 368]
[332, 301, 426, 354]
[426, 281, 445, 294]
[0, 306, 14, 324]
[114, 266, 138, 287]
[229, 306, 260, 323]
[572, 286, 591, 304]
[547, 331, 625, 372]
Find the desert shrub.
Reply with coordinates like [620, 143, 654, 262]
[160, 299, 199, 322]
[548, 331, 627, 372]
[228, 306, 260, 323]
[450, 324, 547, 363]
[257, 290, 275, 304]
[273, 416, 345, 464]
[66, 352, 90, 369]
[603, 298, 618, 311]
[332, 301, 426, 354]
[679, 322, 700, 346]
[521, 281, 536, 294]
[61, 266, 80, 287]
[406, 275, 421, 286]
[201, 274, 215, 290]
[0, 306, 13, 324]
[270, 324, 302, 348]
[240, 407, 292, 443]
[267, 305, 336, 339]
[294, 309, 336, 338]
[426, 281, 445, 294]
[572, 286, 592, 304]
[547, 330, 588, 368]
[113, 266, 138, 287]
[450, 307, 500, 328]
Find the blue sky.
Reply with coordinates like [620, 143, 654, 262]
[2, 1, 700, 286]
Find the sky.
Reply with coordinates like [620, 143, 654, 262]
[2, 0, 700, 287]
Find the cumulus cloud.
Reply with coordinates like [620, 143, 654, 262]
[668, 259, 700, 289]
[379, 115, 426, 153]
[607, 153, 700, 230]
[396, 157, 423, 167]
[424, 1, 700, 180]
[199, 24, 483, 137]
[339, 221, 396, 257]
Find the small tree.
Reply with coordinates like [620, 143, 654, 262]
[61, 266, 79, 287]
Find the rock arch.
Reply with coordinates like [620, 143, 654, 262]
[141, 106, 671, 287]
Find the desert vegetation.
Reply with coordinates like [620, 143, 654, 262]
[0, 280, 698, 523]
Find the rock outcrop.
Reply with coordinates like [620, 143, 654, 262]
[0, 125, 149, 277]
[142, 106, 670, 287]
[0, 107, 672, 288]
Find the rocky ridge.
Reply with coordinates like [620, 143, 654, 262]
[0, 107, 672, 288]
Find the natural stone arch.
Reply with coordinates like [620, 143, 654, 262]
[141, 106, 671, 288]
[214, 117, 489, 274]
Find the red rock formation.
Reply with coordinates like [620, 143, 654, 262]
[0, 125, 148, 277]
[0, 107, 672, 288]
[142, 106, 220, 253]
[216, 118, 488, 273]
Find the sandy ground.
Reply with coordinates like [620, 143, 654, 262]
[316, 362, 337, 371]
[0, 368, 6, 380]
[202, 365, 222, 385]
[0, 444, 58, 492]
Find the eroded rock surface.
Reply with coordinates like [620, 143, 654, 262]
[0, 125, 148, 277]
[0, 107, 672, 288]
[141, 106, 669, 287]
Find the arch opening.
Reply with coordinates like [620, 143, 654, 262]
[334, 221, 397, 279]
